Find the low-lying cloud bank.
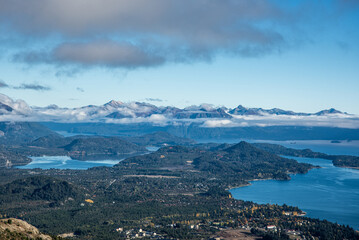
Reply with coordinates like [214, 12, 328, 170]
[0, 93, 358, 129]
[201, 115, 359, 129]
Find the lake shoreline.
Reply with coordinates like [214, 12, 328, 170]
[14, 156, 123, 170]
[227, 165, 320, 191]
[339, 166, 359, 170]
[230, 156, 359, 230]
[227, 177, 289, 191]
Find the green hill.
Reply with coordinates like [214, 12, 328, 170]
[118, 141, 313, 182]
[63, 137, 147, 160]
[193, 141, 312, 180]
[0, 122, 59, 145]
[0, 176, 83, 203]
[0, 147, 31, 167]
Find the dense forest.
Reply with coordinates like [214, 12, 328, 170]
[0, 123, 358, 239]
[0, 141, 358, 239]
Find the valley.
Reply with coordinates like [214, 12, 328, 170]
[0, 122, 358, 239]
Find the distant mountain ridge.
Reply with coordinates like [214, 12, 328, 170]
[0, 94, 350, 123]
[101, 101, 347, 119]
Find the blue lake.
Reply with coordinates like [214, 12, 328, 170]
[230, 156, 359, 230]
[16, 156, 122, 170]
[16, 147, 159, 170]
[16, 140, 359, 230]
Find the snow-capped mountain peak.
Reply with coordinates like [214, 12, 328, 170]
[104, 100, 124, 108]
[0, 94, 354, 129]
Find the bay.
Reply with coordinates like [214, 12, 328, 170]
[198, 138, 359, 229]
[230, 156, 359, 230]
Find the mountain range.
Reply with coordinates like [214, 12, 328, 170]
[0, 93, 351, 124]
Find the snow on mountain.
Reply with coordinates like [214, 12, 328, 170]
[315, 108, 344, 116]
[229, 105, 311, 116]
[104, 100, 123, 108]
[0, 93, 32, 115]
[0, 94, 356, 128]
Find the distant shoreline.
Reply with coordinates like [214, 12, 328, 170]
[339, 166, 359, 170]
[227, 178, 283, 191]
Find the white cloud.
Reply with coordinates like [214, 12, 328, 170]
[0, 93, 32, 115]
[201, 119, 236, 128]
[2, 0, 292, 69]
[1, 93, 359, 129]
[14, 40, 165, 68]
[201, 114, 359, 129]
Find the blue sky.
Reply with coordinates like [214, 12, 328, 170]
[0, 0, 359, 114]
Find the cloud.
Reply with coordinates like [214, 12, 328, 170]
[201, 114, 359, 129]
[201, 119, 237, 128]
[2, 0, 293, 69]
[0, 93, 32, 114]
[0, 0, 285, 37]
[2, 0, 358, 71]
[1, 93, 359, 128]
[13, 40, 166, 68]
[145, 98, 164, 102]
[0, 80, 51, 91]
[13, 83, 51, 91]
[0, 80, 9, 88]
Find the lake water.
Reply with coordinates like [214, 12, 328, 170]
[16, 140, 359, 229]
[16, 156, 122, 170]
[230, 154, 359, 230]
[16, 147, 158, 170]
